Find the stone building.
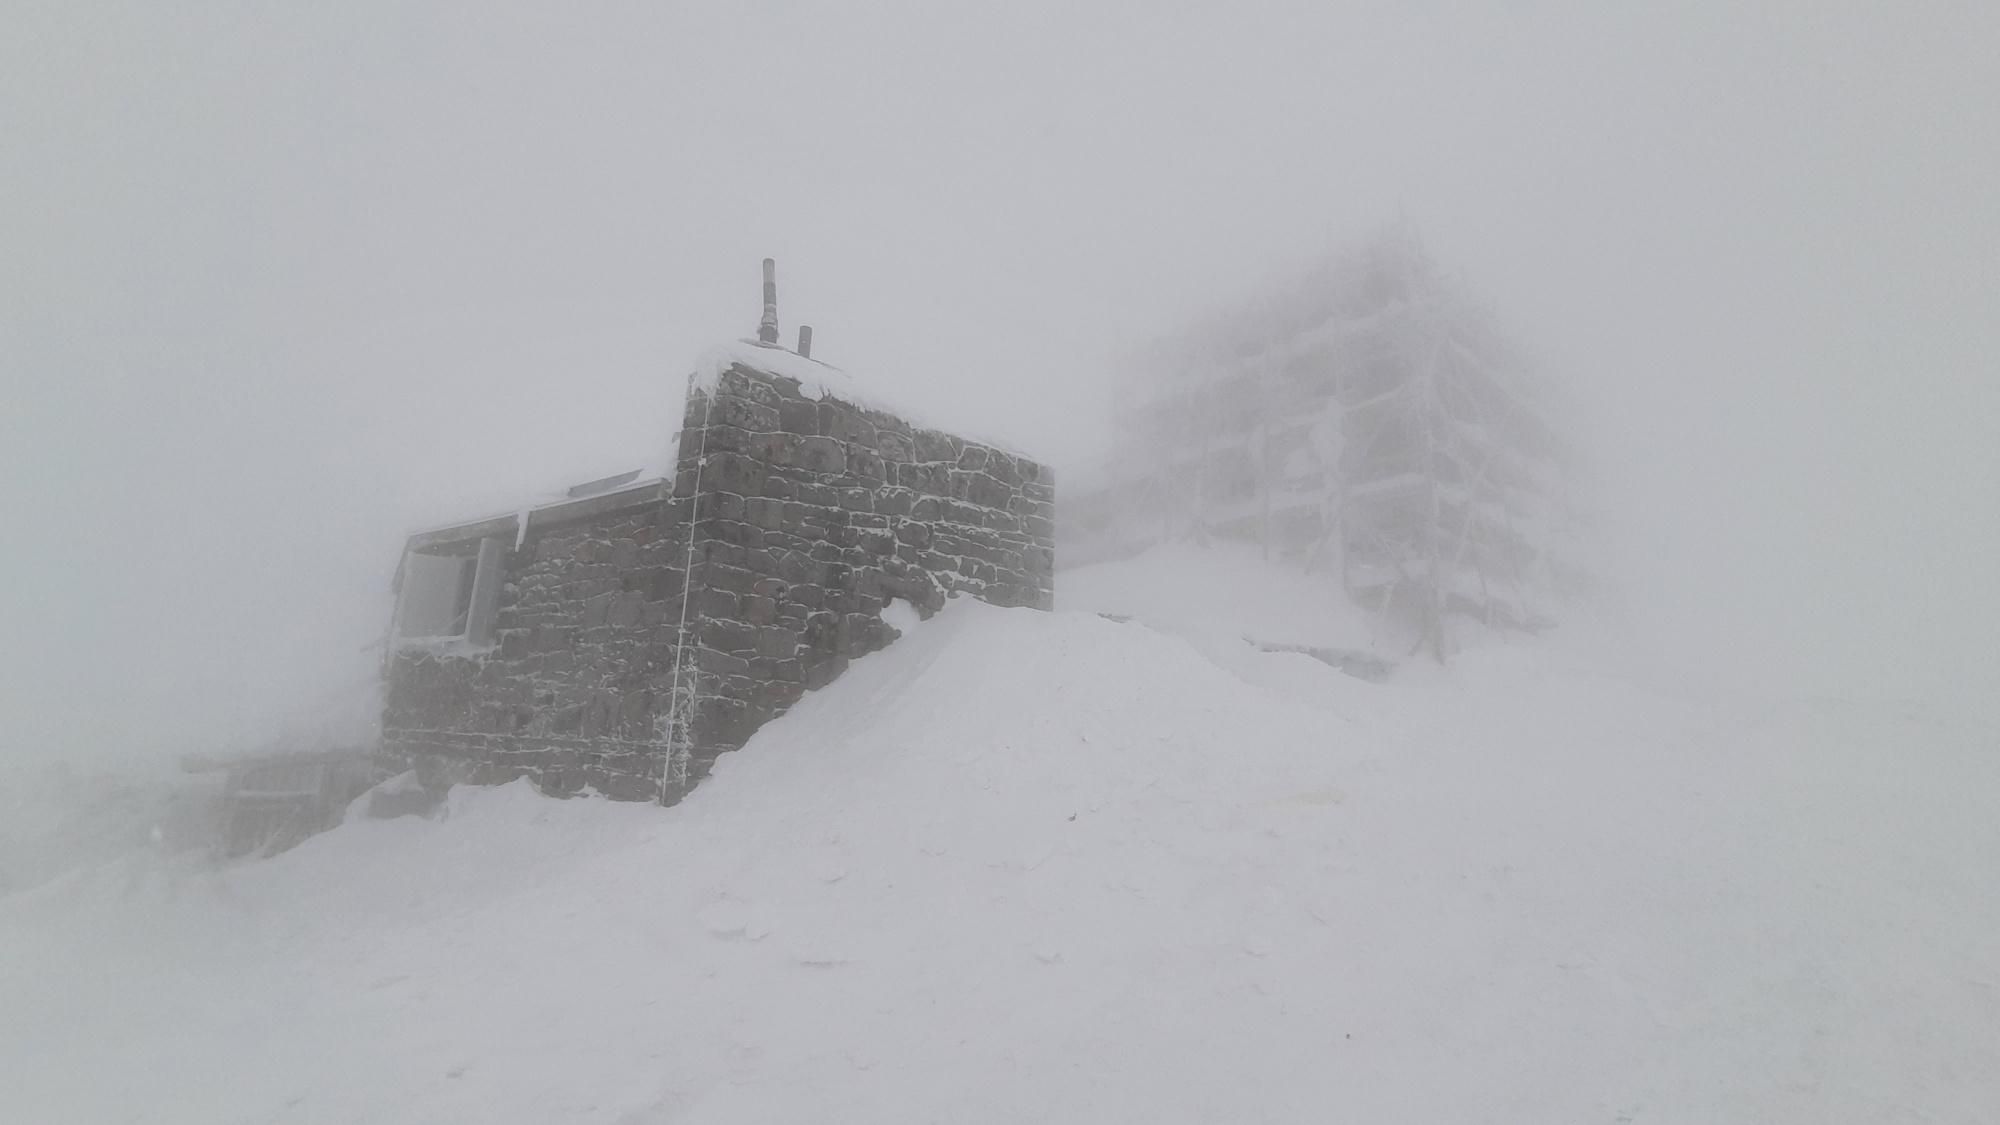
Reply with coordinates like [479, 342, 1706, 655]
[381, 306, 1054, 803]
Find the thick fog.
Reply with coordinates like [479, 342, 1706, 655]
[5, 2, 1996, 767]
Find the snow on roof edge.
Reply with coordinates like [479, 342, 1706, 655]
[403, 339, 1045, 544]
[694, 339, 1041, 462]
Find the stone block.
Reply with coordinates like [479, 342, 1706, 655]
[693, 695, 758, 750]
[703, 562, 762, 595]
[646, 567, 685, 602]
[875, 487, 915, 517]
[744, 496, 786, 530]
[754, 656, 805, 684]
[696, 540, 748, 569]
[703, 618, 761, 654]
[788, 436, 847, 475]
[719, 365, 786, 406]
[913, 429, 961, 463]
[698, 647, 751, 677]
[710, 519, 764, 548]
[942, 499, 992, 527]
[840, 612, 886, 655]
[956, 471, 1014, 510]
[907, 462, 953, 495]
[705, 452, 768, 497]
[742, 594, 778, 624]
[820, 402, 878, 445]
[709, 394, 780, 432]
[876, 430, 915, 462]
[696, 423, 755, 455]
[533, 625, 576, 653]
[850, 450, 887, 483]
[700, 490, 746, 523]
[793, 481, 840, 508]
[803, 653, 849, 691]
[608, 591, 646, 628]
[775, 550, 817, 585]
[754, 626, 802, 659]
[803, 611, 840, 652]
[778, 398, 819, 435]
[986, 452, 1022, 486]
[698, 586, 739, 618]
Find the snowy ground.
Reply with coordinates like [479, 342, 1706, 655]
[3, 551, 1997, 1123]
[1060, 542, 1383, 652]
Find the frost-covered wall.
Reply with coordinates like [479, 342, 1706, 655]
[381, 493, 685, 799]
[675, 361, 1055, 775]
[381, 349, 1055, 801]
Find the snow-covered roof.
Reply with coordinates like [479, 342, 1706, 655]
[698, 338, 1035, 459]
[405, 470, 673, 549]
[693, 339, 879, 410]
[405, 339, 1038, 547]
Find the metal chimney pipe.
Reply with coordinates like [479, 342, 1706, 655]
[796, 325, 813, 359]
[758, 258, 779, 345]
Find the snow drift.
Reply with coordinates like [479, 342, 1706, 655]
[3, 555, 1996, 1122]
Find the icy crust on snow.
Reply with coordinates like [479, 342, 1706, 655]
[6, 599, 2000, 1122]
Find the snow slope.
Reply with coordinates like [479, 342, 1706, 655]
[3, 576, 1997, 1122]
[1061, 542, 1383, 653]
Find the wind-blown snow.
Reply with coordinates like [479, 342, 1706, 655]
[3, 559, 1996, 1122]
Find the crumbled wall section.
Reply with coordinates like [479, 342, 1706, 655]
[674, 361, 1055, 778]
[380, 354, 1055, 803]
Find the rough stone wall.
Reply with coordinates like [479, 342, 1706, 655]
[381, 354, 1055, 802]
[381, 495, 689, 800]
[673, 361, 1055, 777]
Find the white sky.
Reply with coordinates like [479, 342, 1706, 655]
[4, 1, 1997, 763]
